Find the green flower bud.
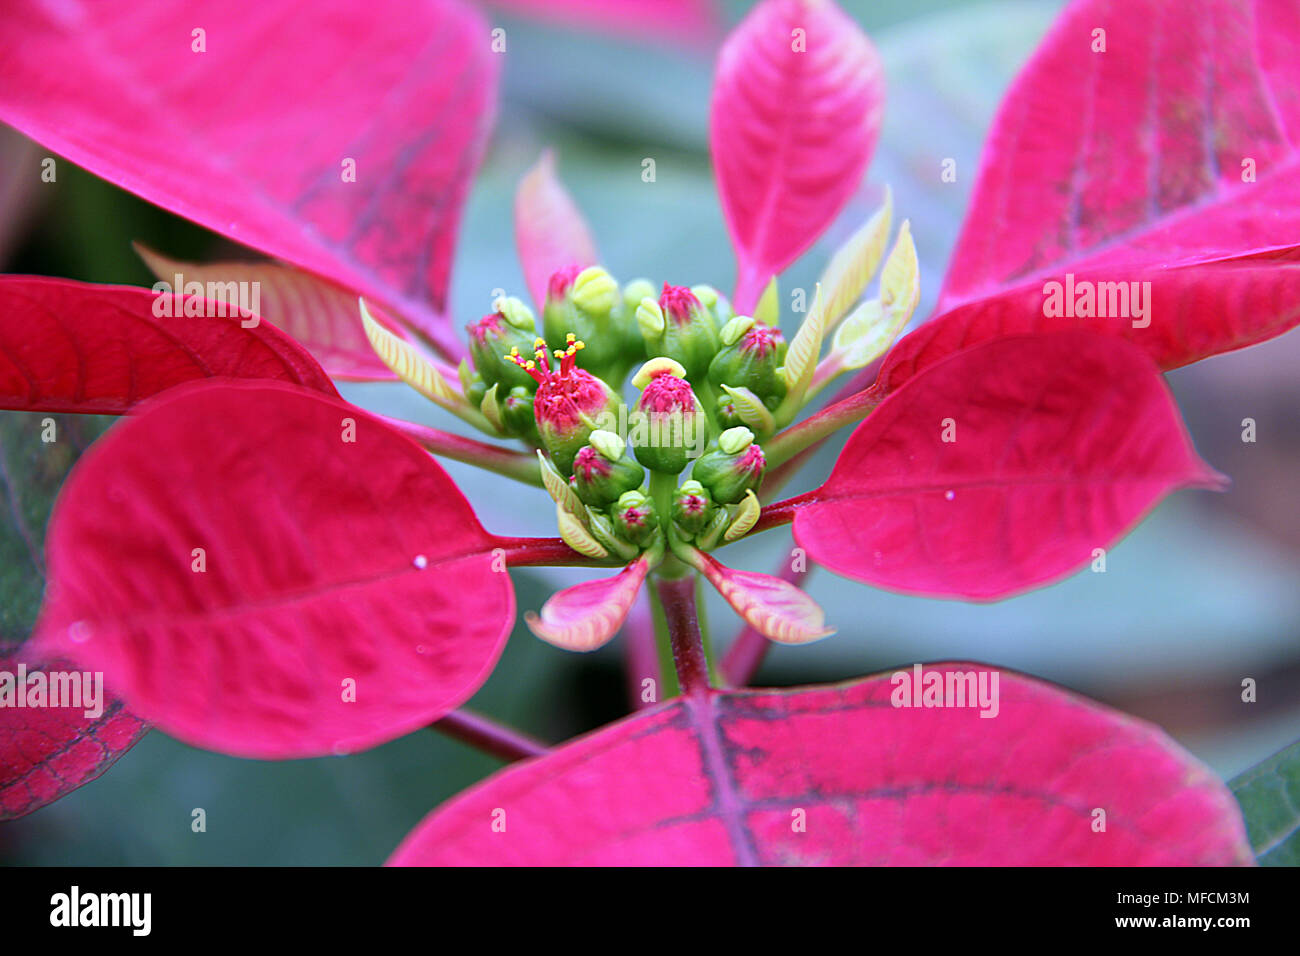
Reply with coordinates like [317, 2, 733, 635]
[466, 302, 540, 392]
[707, 317, 787, 408]
[671, 479, 713, 538]
[569, 430, 646, 507]
[543, 265, 635, 383]
[510, 334, 622, 474]
[638, 283, 720, 383]
[500, 385, 539, 441]
[623, 278, 657, 313]
[629, 358, 709, 475]
[691, 427, 766, 504]
[691, 284, 735, 327]
[611, 490, 659, 547]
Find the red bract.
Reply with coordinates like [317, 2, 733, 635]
[388, 665, 1253, 865]
[780, 332, 1220, 599]
[32, 382, 515, 759]
[514, 151, 600, 312]
[0, 651, 147, 821]
[132, 247, 422, 382]
[710, 0, 884, 312]
[0, 0, 497, 360]
[878, 0, 1300, 392]
[0, 277, 337, 413]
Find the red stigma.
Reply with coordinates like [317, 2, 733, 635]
[658, 283, 700, 324]
[467, 312, 503, 345]
[738, 444, 766, 474]
[573, 446, 612, 481]
[547, 265, 583, 301]
[741, 323, 784, 357]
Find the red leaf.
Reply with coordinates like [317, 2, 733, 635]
[0, 0, 498, 358]
[514, 151, 599, 312]
[710, 0, 883, 312]
[0, 651, 147, 821]
[879, 262, 1300, 396]
[791, 332, 1220, 600]
[135, 246, 415, 381]
[909, 0, 1300, 381]
[388, 664, 1252, 865]
[0, 276, 337, 414]
[33, 381, 514, 759]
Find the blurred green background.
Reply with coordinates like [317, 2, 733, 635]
[3, 0, 1298, 864]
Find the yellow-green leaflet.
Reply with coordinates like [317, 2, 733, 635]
[360, 298, 459, 406]
[817, 186, 892, 329]
[776, 283, 826, 422]
[719, 384, 776, 440]
[723, 489, 761, 542]
[556, 502, 609, 559]
[753, 276, 779, 326]
[538, 451, 585, 515]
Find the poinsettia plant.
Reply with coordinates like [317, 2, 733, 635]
[1, 0, 1296, 865]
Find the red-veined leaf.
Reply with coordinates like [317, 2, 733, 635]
[710, 0, 884, 312]
[525, 556, 649, 652]
[0, 0, 498, 358]
[907, 0, 1300, 383]
[32, 381, 514, 759]
[789, 332, 1221, 600]
[514, 151, 599, 312]
[0, 651, 147, 820]
[879, 261, 1300, 396]
[0, 276, 337, 414]
[135, 245, 415, 381]
[388, 663, 1252, 865]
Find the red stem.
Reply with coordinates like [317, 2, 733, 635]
[748, 490, 812, 536]
[654, 574, 710, 697]
[492, 535, 618, 567]
[623, 592, 662, 710]
[377, 415, 540, 484]
[429, 708, 549, 762]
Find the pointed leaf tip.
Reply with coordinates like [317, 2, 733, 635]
[516, 150, 599, 312]
[526, 556, 651, 652]
[687, 549, 833, 645]
[712, 0, 884, 312]
[819, 186, 893, 328]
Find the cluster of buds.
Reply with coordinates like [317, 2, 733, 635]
[457, 265, 800, 556]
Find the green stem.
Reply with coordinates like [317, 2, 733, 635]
[648, 470, 678, 528]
